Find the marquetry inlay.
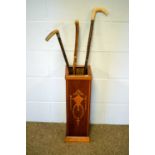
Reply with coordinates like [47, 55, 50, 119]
[70, 89, 87, 126]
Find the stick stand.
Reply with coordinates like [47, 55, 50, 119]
[64, 66, 92, 142]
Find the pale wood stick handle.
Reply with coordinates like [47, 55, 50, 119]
[91, 7, 109, 20]
[45, 29, 59, 41]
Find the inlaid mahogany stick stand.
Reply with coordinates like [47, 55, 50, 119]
[45, 7, 109, 143]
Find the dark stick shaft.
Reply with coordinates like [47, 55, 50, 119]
[56, 33, 70, 69]
[84, 20, 94, 74]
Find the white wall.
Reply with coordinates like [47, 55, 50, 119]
[26, 0, 129, 124]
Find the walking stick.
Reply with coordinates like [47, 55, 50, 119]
[73, 20, 79, 74]
[45, 29, 70, 69]
[84, 7, 109, 74]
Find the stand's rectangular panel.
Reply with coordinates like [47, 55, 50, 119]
[65, 66, 92, 141]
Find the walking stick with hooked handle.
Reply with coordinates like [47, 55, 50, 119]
[73, 20, 79, 74]
[45, 29, 70, 69]
[84, 7, 109, 74]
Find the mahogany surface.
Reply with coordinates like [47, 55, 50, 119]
[65, 66, 92, 141]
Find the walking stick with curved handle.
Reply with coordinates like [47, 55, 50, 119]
[84, 7, 109, 74]
[45, 29, 70, 69]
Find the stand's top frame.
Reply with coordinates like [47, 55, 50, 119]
[65, 65, 92, 80]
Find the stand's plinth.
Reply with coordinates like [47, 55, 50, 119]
[65, 66, 92, 142]
[64, 136, 90, 142]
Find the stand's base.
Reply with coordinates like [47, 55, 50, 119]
[64, 136, 90, 142]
